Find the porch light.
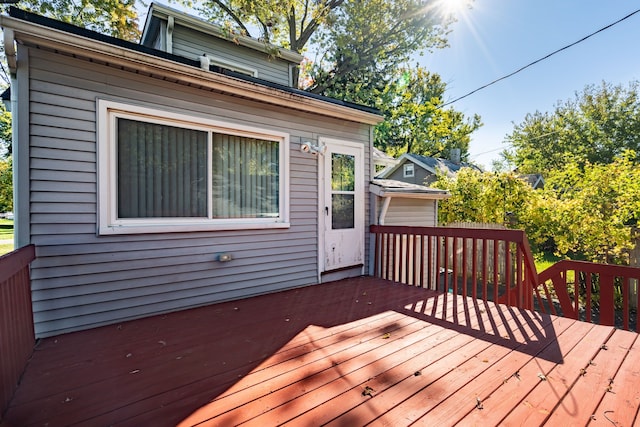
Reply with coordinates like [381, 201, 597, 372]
[300, 141, 326, 156]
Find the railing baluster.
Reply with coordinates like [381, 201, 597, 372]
[493, 239, 499, 302]
[396, 233, 407, 283]
[600, 273, 615, 326]
[472, 238, 478, 300]
[623, 276, 630, 331]
[462, 237, 468, 298]
[504, 240, 517, 306]
[436, 235, 442, 292]
[427, 234, 433, 290]
[452, 235, 458, 295]
[586, 272, 592, 323]
[413, 234, 422, 287]
[516, 245, 523, 308]
[482, 239, 488, 302]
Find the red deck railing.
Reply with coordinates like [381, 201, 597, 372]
[370, 225, 539, 310]
[371, 225, 640, 332]
[538, 260, 640, 331]
[0, 244, 36, 420]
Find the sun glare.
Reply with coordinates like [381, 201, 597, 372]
[438, 0, 472, 19]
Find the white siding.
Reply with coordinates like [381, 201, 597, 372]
[380, 198, 437, 227]
[25, 47, 372, 337]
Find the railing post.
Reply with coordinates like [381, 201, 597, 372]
[599, 273, 615, 326]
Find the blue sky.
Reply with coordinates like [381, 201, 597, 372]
[420, 0, 640, 170]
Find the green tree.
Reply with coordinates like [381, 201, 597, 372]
[0, 157, 11, 212]
[0, 101, 10, 156]
[375, 67, 481, 159]
[2, 0, 141, 41]
[536, 152, 640, 264]
[303, 0, 450, 98]
[503, 81, 640, 174]
[432, 168, 536, 229]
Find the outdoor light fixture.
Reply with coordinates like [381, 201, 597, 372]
[300, 141, 326, 156]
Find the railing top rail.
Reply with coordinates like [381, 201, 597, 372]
[0, 244, 36, 283]
[539, 259, 640, 280]
[370, 224, 526, 242]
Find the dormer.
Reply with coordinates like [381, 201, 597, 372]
[140, 3, 304, 87]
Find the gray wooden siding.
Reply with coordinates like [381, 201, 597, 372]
[386, 161, 435, 186]
[379, 198, 437, 227]
[26, 47, 371, 337]
[172, 25, 293, 86]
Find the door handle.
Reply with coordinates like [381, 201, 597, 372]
[325, 206, 329, 215]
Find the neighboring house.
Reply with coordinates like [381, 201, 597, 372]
[377, 152, 480, 186]
[370, 179, 449, 227]
[1, 5, 383, 337]
[518, 173, 545, 190]
[372, 147, 397, 175]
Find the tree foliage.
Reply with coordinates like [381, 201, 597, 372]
[432, 168, 535, 228]
[0, 102, 11, 156]
[435, 151, 640, 265]
[303, 0, 450, 97]
[534, 152, 640, 264]
[375, 67, 481, 159]
[193, 0, 480, 159]
[0, 157, 11, 212]
[3, 0, 141, 41]
[193, 0, 452, 92]
[503, 81, 640, 174]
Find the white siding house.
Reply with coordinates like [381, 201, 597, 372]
[1, 7, 382, 337]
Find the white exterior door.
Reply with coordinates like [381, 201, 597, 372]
[320, 138, 364, 273]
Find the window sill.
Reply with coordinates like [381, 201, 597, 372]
[98, 221, 291, 235]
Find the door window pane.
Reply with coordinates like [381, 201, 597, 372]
[332, 194, 354, 229]
[331, 153, 355, 191]
[331, 153, 355, 229]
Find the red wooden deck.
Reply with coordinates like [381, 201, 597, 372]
[3, 277, 639, 426]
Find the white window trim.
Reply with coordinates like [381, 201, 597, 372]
[403, 163, 415, 178]
[209, 56, 259, 77]
[97, 99, 289, 235]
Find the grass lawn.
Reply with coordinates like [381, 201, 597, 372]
[534, 251, 562, 273]
[0, 218, 14, 255]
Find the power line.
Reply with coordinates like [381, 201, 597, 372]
[470, 130, 561, 158]
[442, 8, 640, 107]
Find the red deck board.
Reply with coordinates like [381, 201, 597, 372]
[457, 318, 596, 426]
[499, 323, 614, 425]
[181, 287, 467, 426]
[3, 276, 640, 427]
[319, 297, 515, 426]
[341, 294, 559, 426]
[418, 310, 576, 425]
[239, 299, 479, 426]
[544, 328, 638, 425]
[588, 330, 640, 426]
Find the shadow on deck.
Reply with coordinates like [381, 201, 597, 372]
[0, 277, 606, 426]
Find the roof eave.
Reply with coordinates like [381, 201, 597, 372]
[369, 183, 450, 200]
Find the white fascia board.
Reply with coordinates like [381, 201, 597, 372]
[0, 15, 383, 126]
[369, 183, 450, 200]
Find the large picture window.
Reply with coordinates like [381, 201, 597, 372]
[98, 100, 289, 234]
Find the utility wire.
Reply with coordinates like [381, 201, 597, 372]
[442, 8, 640, 107]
